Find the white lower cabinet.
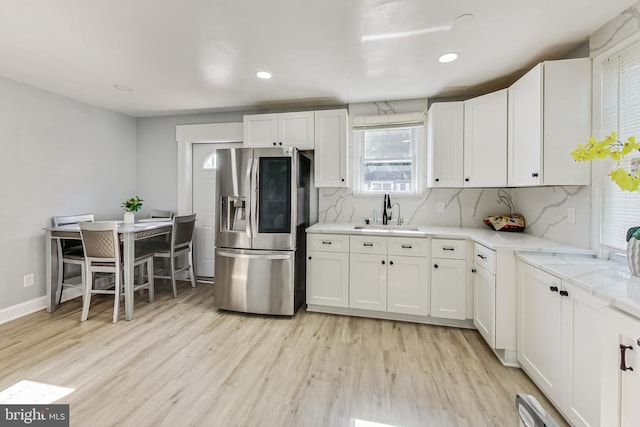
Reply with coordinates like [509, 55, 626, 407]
[474, 262, 495, 346]
[306, 234, 349, 308]
[349, 235, 429, 315]
[601, 306, 640, 427]
[430, 239, 466, 320]
[517, 261, 604, 427]
[349, 252, 387, 311]
[387, 251, 429, 316]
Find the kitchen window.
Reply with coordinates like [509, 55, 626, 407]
[352, 113, 425, 194]
[597, 39, 640, 251]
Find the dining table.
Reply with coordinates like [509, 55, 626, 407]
[45, 219, 172, 320]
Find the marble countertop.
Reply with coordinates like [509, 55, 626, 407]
[517, 252, 640, 320]
[306, 222, 594, 254]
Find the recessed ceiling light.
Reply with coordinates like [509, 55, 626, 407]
[256, 71, 272, 79]
[113, 84, 133, 92]
[438, 52, 459, 63]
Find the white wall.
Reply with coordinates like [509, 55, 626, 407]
[0, 76, 136, 310]
[135, 111, 243, 216]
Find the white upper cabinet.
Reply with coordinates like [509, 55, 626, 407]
[508, 58, 591, 186]
[244, 111, 315, 149]
[463, 89, 508, 187]
[427, 101, 464, 187]
[314, 109, 349, 187]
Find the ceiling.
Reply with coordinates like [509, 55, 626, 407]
[0, 0, 636, 117]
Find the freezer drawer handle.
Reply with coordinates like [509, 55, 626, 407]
[321, 241, 333, 245]
[363, 242, 374, 247]
[620, 345, 634, 372]
[401, 244, 413, 249]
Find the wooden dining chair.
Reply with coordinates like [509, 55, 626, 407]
[79, 221, 155, 323]
[139, 214, 196, 297]
[52, 214, 94, 304]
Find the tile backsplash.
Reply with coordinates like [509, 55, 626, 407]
[318, 186, 590, 249]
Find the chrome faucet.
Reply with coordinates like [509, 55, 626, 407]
[390, 202, 403, 225]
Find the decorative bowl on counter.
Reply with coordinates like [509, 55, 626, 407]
[483, 214, 525, 232]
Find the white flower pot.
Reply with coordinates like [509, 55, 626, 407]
[627, 238, 640, 277]
[123, 211, 135, 224]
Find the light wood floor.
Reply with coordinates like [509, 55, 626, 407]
[0, 282, 568, 427]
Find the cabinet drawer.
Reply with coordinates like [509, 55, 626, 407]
[350, 235, 387, 254]
[387, 237, 429, 257]
[474, 243, 496, 274]
[307, 233, 349, 252]
[431, 239, 466, 259]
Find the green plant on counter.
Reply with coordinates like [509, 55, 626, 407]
[122, 196, 143, 212]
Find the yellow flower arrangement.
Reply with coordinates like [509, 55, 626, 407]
[571, 132, 640, 191]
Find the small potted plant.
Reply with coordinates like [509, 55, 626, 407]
[122, 196, 143, 224]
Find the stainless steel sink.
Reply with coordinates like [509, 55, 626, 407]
[353, 225, 420, 232]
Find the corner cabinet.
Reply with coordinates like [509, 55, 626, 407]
[244, 111, 315, 149]
[306, 234, 349, 307]
[508, 58, 591, 186]
[314, 109, 349, 187]
[426, 102, 464, 187]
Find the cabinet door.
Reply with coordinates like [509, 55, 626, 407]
[463, 90, 508, 187]
[474, 265, 496, 347]
[601, 307, 640, 427]
[560, 281, 604, 427]
[508, 64, 543, 186]
[244, 113, 279, 147]
[387, 255, 429, 316]
[278, 111, 315, 150]
[315, 109, 348, 187]
[427, 102, 464, 187]
[517, 261, 562, 401]
[349, 253, 387, 311]
[430, 258, 466, 320]
[306, 251, 349, 308]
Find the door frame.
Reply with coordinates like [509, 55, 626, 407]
[176, 123, 243, 215]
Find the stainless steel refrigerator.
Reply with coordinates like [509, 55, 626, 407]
[214, 147, 312, 315]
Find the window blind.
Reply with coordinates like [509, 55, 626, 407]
[601, 41, 640, 250]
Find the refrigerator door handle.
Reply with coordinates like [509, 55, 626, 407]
[245, 157, 254, 240]
[250, 155, 259, 242]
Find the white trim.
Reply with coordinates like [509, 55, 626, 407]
[176, 123, 243, 215]
[590, 31, 640, 257]
[0, 296, 47, 325]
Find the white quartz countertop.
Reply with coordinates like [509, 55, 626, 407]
[516, 252, 640, 320]
[306, 223, 594, 254]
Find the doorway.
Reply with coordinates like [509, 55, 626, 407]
[192, 142, 242, 278]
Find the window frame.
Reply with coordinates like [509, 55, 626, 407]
[351, 113, 426, 196]
[592, 32, 640, 257]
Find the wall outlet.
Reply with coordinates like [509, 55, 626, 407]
[23, 273, 34, 288]
[436, 202, 446, 214]
[567, 207, 576, 224]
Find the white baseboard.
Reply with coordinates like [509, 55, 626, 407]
[0, 296, 48, 325]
